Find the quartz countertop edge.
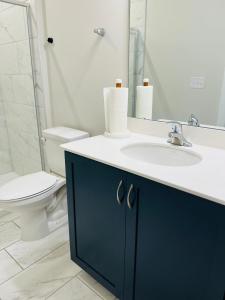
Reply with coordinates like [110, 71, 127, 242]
[61, 133, 225, 207]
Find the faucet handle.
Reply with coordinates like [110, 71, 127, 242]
[167, 121, 183, 134]
[188, 114, 200, 127]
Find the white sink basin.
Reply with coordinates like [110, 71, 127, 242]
[121, 143, 202, 167]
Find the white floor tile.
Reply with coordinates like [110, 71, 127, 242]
[0, 210, 19, 226]
[47, 277, 102, 300]
[0, 222, 20, 250]
[0, 243, 81, 300]
[0, 250, 22, 284]
[78, 271, 116, 300]
[6, 224, 69, 269]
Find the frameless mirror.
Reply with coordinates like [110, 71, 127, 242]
[129, 0, 225, 129]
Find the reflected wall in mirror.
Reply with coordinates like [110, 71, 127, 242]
[129, 0, 225, 128]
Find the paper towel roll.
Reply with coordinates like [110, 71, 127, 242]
[135, 85, 153, 119]
[104, 87, 129, 138]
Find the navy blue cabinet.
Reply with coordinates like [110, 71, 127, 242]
[65, 152, 126, 298]
[65, 152, 225, 300]
[127, 173, 225, 300]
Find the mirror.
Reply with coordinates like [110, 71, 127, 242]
[129, 0, 225, 129]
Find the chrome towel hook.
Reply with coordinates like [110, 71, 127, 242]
[94, 28, 105, 37]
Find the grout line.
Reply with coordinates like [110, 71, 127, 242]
[0, 218, 18, 227]
[12, 220, 20, 229]
[4, 247, 25, 270]
[45, 276, 76, 299]
[0, 241, 69, 287]
[0, 249, 24, 286]
[0, 37, 30, 47]
[76, 276, 108, 300]
[5, 233, 69, 271]
[0, 4, 14, 14]
[3, 223, 69, 269]
[0, 240, 20, 253]
[46, 271, 108, 300]
[0, 221, 70, 288]
[4, 248, 23, 270]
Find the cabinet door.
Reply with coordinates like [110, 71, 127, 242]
[128, 174, 225, 300]
[65, 152, 126, 298]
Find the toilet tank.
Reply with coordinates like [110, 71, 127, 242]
[42, 127, 89, 177]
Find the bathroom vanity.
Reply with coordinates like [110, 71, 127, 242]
[63, 134, 225, 300]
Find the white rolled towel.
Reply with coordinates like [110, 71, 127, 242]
[136, 85, 153, 119]
[104, 87, 129, 137]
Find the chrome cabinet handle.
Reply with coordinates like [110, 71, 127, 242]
[127, 184, 134, 209]
[116, 180, 124, 205]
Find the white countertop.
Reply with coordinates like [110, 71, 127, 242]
[61, 133, 225, 207]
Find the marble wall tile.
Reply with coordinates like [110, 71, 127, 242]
[0, 243, 81, 300]
[0, 106, 10, 175]
[16, 40, 33, 74]
[7, 124, 41, 175]
[0, 151, 12, 174]
[0, 111, 12, 173]
[0, 75, 14, 101]
[11, 74, 35, 105]
[0, 172, 18, 186]
[0, 3, 13, 13]
[47, 277, 103, 300]
[0, 222, 20, 250]
[6, 224, 69, 269]
[4, 103, 38, 135]
[0, 125, 11, 147]
[0, 250, 22, 284]
[0, 1, 45, 176]
[0, 5, 28, 45]
[0, 43, 19, 74]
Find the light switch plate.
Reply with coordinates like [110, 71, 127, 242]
[190, 76, 205, 89]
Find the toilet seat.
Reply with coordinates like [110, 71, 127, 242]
[0, 172, 58, 202]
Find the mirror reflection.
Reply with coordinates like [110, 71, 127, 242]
[129, 0, 225, 128]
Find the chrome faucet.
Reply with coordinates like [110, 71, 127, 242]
[167, 122, 192, 147]
[188, 114, 200, 127]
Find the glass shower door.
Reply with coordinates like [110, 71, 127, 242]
[0, 0, 42, 180]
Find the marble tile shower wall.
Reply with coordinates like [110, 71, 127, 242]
[0, 0, 45, 176]
[0, 92, 12, 174]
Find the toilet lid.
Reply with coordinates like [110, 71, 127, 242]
[0, 172, 57, 201]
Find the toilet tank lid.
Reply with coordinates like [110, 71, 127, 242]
[42, 127, 89, 143]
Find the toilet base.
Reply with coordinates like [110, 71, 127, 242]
[21, 209, 49, 241]
[0, 176, 67, 241]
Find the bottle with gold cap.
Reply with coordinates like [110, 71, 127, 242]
[115, 79, 123, 88]
[143, 78, 150, 87]
[135, 78, 153, 119]
[103, 78, 129, 137]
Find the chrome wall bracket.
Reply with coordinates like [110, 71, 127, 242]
[94, 28, 105, 37]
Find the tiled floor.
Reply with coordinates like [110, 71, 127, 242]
[0, 209, 117, 300]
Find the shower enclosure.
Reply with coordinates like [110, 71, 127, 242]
[0, 0, 42, 183]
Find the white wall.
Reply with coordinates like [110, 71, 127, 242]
[43, 0, 129, 136]
[144, 0, 225, 125]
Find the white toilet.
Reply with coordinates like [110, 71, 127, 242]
[0, 127, 89, 241]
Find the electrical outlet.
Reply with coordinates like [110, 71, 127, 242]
[190, 76, 205, 89]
